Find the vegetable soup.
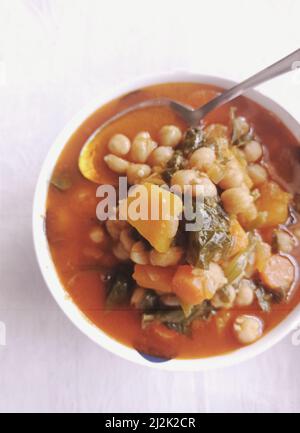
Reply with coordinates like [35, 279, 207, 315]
[46, 82, 300, 359]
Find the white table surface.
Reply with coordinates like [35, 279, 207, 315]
[1, 0, 300, 413]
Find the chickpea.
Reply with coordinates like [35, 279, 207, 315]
[211, 285, 236, 309]
[159, 125, 182, 147]
[149, 246, 183, 267]
[171, 170, 217, 197]
[105, 219, 128, 240]
[221, 186, 253, 214]
[104, 154, 129, 174]
[171, 169, 196, 191]
[89, 226, 106, 244]
[130, 241, 149, 265]
[147, 146, 174, 167]
[238, 203, 258, 224]
[108, 134, 131, 156]
[247, 163, 268, 186]
[195, 175, 218, 197]
[113, 242, 130, 261]
[218, 159, 244, 190]
[127, 163, 151, 184]
[274, 229, 296, 254]
[119, 228, 135, 252]
[243, 140, 263, 162]
[235, 279, 255, 306]
[233, 315, 263, 344]
[189, 147, 215, 171]
[129, 132, 157, 163]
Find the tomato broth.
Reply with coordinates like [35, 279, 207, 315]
[46, 82, 300, 359]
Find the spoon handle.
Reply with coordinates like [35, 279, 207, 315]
[195, 48, 300, 120]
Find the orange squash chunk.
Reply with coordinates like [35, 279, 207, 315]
[228, 217, 248, 258]
[120, 183, 183, 253]
[171, 264, 226, 305]
[256, 182, 291, 228]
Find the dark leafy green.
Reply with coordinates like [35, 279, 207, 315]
[161, 150, 185, 183]
[172, 218, 189, 249]
[105, 263, 134, 308]
[180, 127, 204, 157]
[187, 198, 232, 269]
[216, 285, 232, 304]
[139, 289, 160, 311]
[51, 172, 72, 191]
[142, 300, 216, 335]
[255, 284, 283, 313]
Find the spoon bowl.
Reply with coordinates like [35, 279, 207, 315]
[79, 49, 300, 182]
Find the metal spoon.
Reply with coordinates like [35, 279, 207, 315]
[85, 49, 300, 139]
[79, 49, 300, 183]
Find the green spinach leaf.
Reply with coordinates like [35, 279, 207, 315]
[161, 150, 186, 183]
[187, 198, 232, 269]
[230, 107, 253, 146]
[180, 127, 204, 157]
[139, 289, 160, 311]
[51, 172, 72, 191]
[105, 263, 134, 308]
[142, 300, 216, 335]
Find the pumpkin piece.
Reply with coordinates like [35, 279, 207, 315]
[172, 263, 227, 305]
[255, 182, 291, 228]
[228, 218, 248, 258]
[120, 183, 183, 253]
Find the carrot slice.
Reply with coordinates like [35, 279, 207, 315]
[172, 265, 218, 305]
[259, 254, 295, 293]
[133, 264, 176, 293]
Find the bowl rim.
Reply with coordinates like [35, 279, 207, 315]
[33, 71, 300, 371]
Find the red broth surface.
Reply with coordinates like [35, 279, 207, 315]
[46, 82, 300, 358]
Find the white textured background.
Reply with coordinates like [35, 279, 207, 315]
[0, 0, 300, 413]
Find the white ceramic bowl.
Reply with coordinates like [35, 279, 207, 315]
[33, 72, 300, 371]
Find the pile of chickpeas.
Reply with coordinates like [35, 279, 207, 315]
[101, 122, 275, 345]
[104, 125, 182, 184]
[104, 218, 184, 267]
[104, 123, 267, 227]
[211, 278, 264, 344]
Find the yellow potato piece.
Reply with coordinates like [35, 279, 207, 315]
[120, 183, 183, 253]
